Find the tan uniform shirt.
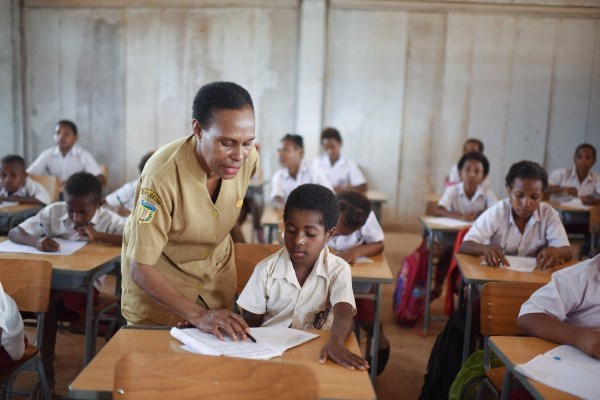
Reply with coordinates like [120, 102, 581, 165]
[121, 135, 259, 325]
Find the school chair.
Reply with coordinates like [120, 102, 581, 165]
[478, 281, 544, 399]
[0, 259, 53, 400]
[589, 206, 600, 258]
[234, 243, 282, 296]
[29, 174, 61, 203]
[113, 352, 318, 400]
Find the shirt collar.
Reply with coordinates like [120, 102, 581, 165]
[458, 182, 483, 199]
[272, 246, 329, 282]
[52, 143, 80, 157]
[283, 161, 309, 180]
[507, 199, 541, 227]
[569, 165, 594, 184]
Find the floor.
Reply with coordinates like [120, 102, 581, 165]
[15, 230, 450, 400]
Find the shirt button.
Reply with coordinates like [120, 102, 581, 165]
[195, 262, 200, 268]
[202, 250, 209, 258]
[211, 236, 217, 243]
[212, 211, 218, 217]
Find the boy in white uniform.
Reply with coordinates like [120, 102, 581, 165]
[518, 254, 600, 359]
[238, 184, 368, 371]
[312, 127, 367, 193]
[446, 138, 491, 189]
[104, 151, 154, 217]
[0, 282, 26, 372]
[0, 155, 51, 205]
[270, 134, 333, 209]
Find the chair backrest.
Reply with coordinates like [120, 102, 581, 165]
[234, 243, 282, 295]
[113, 353, 318, 400]
[0, 259, 52, 314]
[480, 281, 544, 337]
[28, 174, 61, 203]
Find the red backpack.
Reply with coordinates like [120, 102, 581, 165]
[393, 239, 429, 326]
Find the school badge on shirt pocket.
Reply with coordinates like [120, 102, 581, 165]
[137, 199, 157, 223]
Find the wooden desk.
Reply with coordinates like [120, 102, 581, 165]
[366, 190, 387, 222]
[456, 253, 574, 363]
[0, 203, 43, 232]
[0, 237, 121, 364]
[419, 216, 472, 335]
[260, 206, 283, 244]
[551, 201, 591, 226]
[69, 327, 376, 400]
[489, 336, 578, 400]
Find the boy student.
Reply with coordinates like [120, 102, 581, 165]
[312, 127, 367, 193]
[27, 119, 106, 186]
[327, 190, 390, 375]
[518, 253, 600, 360]
[104, 151, 154, 217]
[546, 143, 600, 206]
[461, 160, 572, 269]
[270, 134, 333, 209]
[0, 282, 27, 372]
[237, 184, 369, 371]
[0, 155, 51, 205]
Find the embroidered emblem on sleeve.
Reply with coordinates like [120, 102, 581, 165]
[137, 199, 157, 223]
[141, 188, 162, 205]
[236, 199, 244, 208]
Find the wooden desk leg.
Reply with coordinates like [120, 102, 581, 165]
[423, 230, 434, 335]
[369, 283, 383, 383]
[461, 283, 474, 363]
[500, 367, 514, 400]
[84, 279, 95, 365]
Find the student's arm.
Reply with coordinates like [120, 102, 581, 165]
[434, 205, 476, 221]
[7, 226, 60, 252]
[544, 184, 578, 198]
[241, 309, 264, 327]
[1, 195, 43, 205]
[517, 313, 600, 360]
[96, 174, 107, 186]
[580, 195, 600, 206]
[460, 240, 509, 267]
[535, 246, 573, 270]
[319, 302, 369, 370]
[130, 260, 251, 340]
[337, 241, 384, 264]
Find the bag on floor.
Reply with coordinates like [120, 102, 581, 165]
[393, 239, 428, 326]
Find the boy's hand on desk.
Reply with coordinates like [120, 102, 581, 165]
[574, 329, 600, 360]
[535, 248, 560, 270]
[337, 249, 360, 264]
[483, 245, 509, 267]
[36, 236, 60, 252]
[191, 310, 251, 341]
[462, 213, 477, 222]
[76, 225, 99, 242]
[116, 206, 131, 217]
[581, 196, 600, 206]
[319, 340, 369, 371]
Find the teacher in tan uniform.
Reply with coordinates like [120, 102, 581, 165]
[121, 82, 258, 340]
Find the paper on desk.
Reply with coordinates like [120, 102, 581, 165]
[424, 217, 471, 228]
[0, 201, 19, 208]
[354, 256, 373, 264]
[560, 198, 590, 210]
[515, 345, 600, 399]
[170, 327, 319, 360]
[500, 256, 537, 272]
[0, 238, 87, 256]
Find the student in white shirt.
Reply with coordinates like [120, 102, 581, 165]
[270, 134, 333, 209]
[0, 155, 51, 205]
[104, 151, 154, 217]
[312, 127, 367, 193]
[546, 143, 600, 206]
[238, 184, 368, 371]
[0, 282, 26, 372]
[518, 254, 600, 360]
[27, 120, 106, 186]
[461, 160, 572, 269]
[446, 138, 489, 188]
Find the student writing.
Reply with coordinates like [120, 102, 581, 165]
[0, 155, 51, 205]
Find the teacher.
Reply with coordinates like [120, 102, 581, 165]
[121, 82, 258, 340]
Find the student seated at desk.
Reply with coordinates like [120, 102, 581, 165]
[0, 154, 51, 205]
[27, 119, 106, 186]
[518, 253, 600, 360]
[445, 138, 490, 189]
[546, 143, 600, 206]
[237, 184, 369, 371]
[312, 127, 367, 193]
[460, 160, 572, 269]
[0, 282, 27, 372]
[327, 190, 389, 375]
[270, 134, 332, 209]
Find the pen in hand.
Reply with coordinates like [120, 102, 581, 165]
[38, 223, 60, 251]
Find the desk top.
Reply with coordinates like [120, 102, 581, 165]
[366, 190, 387, 203]
[70, 327, 376, 400]
[351, 254, 394, 283]
[260, 206, 282, 227]
[489, 336, 578, 400]
[456, 253, 574, 285]
[550, 201, 595, 214]
[0, 203, 42, 216]
[419, 215, 472, 232]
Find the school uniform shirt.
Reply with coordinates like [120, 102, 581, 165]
[438, 182, 497, 215]
[447, 164, 492, 189]
[0, 177, 51, 205]
[121, 135, 259, 326]
[519, 254, 600, 327]
[105, 179, 137, 211]
[328, 211, 384, 253]
[463, 199, 569, 257]
[548, 166, 600, 197]
[27, 144, 103, 183]
[312, 155, 366, 189]
[270, 161, 333, 203]
[0, 283, 25, 361]
[237, 246, 355, 330]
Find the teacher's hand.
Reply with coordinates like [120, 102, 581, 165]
[191, 310, 251, 341]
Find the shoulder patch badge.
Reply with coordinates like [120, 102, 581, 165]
[137, 199, 157, 223]
[141, 188, 162, 205]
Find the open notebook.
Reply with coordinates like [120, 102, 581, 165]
[170, 326, 319, 360]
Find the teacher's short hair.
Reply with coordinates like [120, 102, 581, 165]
[192, 82, 254, 130]
[284, 184, 338, 231]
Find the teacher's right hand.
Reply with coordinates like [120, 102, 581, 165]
[191, 310, 251, 341]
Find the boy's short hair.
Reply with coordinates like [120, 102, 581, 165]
[505, 160, 548, 190]
[283, 184, 338, 231]
[282, 134, 303, 149]
[465, 138, 484, 153]
[192, 82, 254, 130]
[320, 127, 342, 144]
[1, 155, 26, 169]
[138, 151, 155, 173]
[337, 190, 371, 231]
[57, 119, 78, 135]
[64, 172, 102, 203]
[458, 151, 490, 176]
[575, 143, 596, 159]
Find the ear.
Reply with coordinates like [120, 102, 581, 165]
[325, 227, 336, 241]
[192, 120, 202, 140]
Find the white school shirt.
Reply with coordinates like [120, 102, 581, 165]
[0, 283, 25, 361]
[237, 246, 356, 330]
[0, 177, 51, 205]
[447, 164, 492, 189]
[519, 254, 600, 327]
[548, 166, 600, 197]
[328, 211, 384, 253]
[463, 199, 569, 257]
[270, 161, 334, 203]
[105, 179, 137, 211]
[312, 155, 366, 189]
[27, 144, 103, 183]
[438, 182, 498, 215]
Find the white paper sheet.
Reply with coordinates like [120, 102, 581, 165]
[560, 198, 590, 210]
[424, 217, 472, 228]
[0, 238, 87, 256]
[500, 256, 537, 272]
[0, 201, 19, 208]
[354, 256, 373, 264]
[515, 345, 600, 399]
